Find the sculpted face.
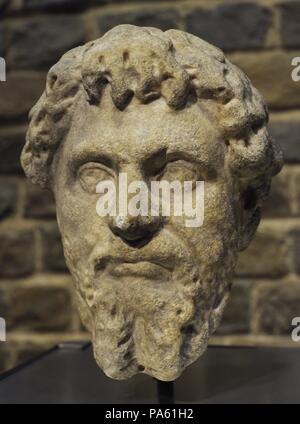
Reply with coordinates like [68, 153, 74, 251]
[21, 25, 282, 381]
[54, 91, 237, 380]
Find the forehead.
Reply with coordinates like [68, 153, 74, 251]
[65, 87, 224, 166]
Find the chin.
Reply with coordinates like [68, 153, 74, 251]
[71, 245, 235, 381]
[79, 281, 230, 381]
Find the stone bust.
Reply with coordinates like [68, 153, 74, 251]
[21, 25, 282, 381]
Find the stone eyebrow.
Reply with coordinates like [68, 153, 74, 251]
[141, 147, 218, 180]
[68, 147, 116, 173]
[166, 150, 219, 176]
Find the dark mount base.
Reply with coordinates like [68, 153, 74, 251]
[1, 343, 300, 404]
[155, 379, 174, 404]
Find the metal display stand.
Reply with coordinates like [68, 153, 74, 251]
[156, 380, 174, 404]
[0, 342, 300, 404]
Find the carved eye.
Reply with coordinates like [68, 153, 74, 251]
[78, 163, 115, 194]
[159, 161, 202, 187]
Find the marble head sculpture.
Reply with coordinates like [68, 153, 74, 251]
[21, 25, 282, 381]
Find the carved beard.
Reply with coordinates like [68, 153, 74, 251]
[74, 261, 233, 381]
[64, 225, 238, 381]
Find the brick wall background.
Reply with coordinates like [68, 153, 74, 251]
[0, 0, 300, 374]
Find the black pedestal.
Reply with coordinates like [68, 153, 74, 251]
[1, 343, 300, 404]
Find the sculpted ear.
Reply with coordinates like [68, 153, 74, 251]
[237, 176, 271, 251]
[227, 130, 283, 252]
[238, 205, 261, 251]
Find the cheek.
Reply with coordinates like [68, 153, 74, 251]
[169, 180, 238, 265]
[55, 186, 110, 262]
[204, 180, 237, 228]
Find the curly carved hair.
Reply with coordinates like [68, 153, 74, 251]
[21, 25, 282, 247]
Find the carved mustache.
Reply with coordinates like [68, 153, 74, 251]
[90, 228, 194, 279]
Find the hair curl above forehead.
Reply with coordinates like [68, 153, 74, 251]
[21, 24, 282, 207]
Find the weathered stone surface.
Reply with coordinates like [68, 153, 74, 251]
[0, 127, 26, 174]
[269, 121, 300, 163]
[236, 224, 290, 277]
[185, 3, 272, 51]
[278, 1, 300, 48]
[262, 168, 292, 218]
[0, 276, 73, 331]
[20, 25, 282, 381]
[0, 73, 45, 121]
[40, 223, 68, 272]
[97, 9, 180, 35]
[24, 182, 56, 219]
[252, 279, 300, 335]
[7, 16, 86, 69]
[229, 51, 300, 109]
[0, 227, 35, 278]
[0, 179, 17, 219]
[216, 280, 252, 335]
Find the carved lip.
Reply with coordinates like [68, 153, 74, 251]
[109, 261, 171, 279]
[94, 256, 174, 280]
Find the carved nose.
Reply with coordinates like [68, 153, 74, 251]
[109, 214, 161, 247]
